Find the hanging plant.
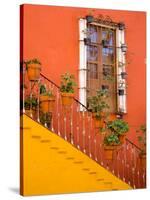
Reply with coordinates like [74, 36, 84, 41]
[121, 44, 128, 53]
[86, 15, 94, 23]
[86, 10, 94, 23]
[118, 89, 124, 96]
[84, 38, 91, 45]
[121, 72, 127, 79]
[118, 22, 125, 30]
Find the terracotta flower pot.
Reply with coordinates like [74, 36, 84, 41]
[107, 113, 116, 122]
[92, 113, 105, 129]
[104, 145, 116, 160]
[94, 118, 104, 129]
[27, 63, 41, 81]
[40, 95, 55, 113]
[118, 134, 126, 144]
[25, 109, 36, 118]
[61, 92, 74, 106]
[139, 153, 146, 169]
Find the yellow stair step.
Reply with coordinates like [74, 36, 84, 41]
[20, 114, 132, 196]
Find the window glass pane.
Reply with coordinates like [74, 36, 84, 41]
[88, 26, 97, 43]
[87, 46, 98, 61]
[102, 30, 114, 45]
[102, 48, 114, 64]
[88, 63, 98, 79]
[102, 30, 115, 64]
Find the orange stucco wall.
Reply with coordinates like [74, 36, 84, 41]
[21, 4, 146, 145]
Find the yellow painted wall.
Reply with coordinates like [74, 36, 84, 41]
[20, 114, 132, 196]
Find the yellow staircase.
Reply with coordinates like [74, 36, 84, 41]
[20, 114, 132, 196]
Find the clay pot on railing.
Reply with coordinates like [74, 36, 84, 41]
[92, 113, 105, 128]
[40, 95, 55, 113]
[92, 113, 105, 129]
[103, 133, 120, 160]
[61, 93, 74, 106]
[103, 145, 116, 160]
[24, 59, 41, 81]
[60, 72, 76, 106]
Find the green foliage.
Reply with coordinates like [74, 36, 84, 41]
[87, 89, 110, 119]
[40, 112, 52, 128]
[103, 74, 115, 82]
[24, 96, 38, 110]
[106, 119, 129, 136]
[40, 84, 47, 94]
[60, 72, 77, 93]
[104, 133, 120, 146]
[136, 124, 146, 146]
[24, 58, 41, 70]
[40, 84, 53, 97]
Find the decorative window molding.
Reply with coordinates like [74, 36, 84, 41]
[79, 18, 127, 113]
[116, 28, 127, 113]
[79, 19, 87, 111]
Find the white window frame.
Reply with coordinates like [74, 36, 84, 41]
[79, 18, 127, 113]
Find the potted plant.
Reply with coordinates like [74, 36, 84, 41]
[136, 125, 146, 168]
[60, 72, 77, 106]
[40, 84, 55, 113]
[84, 38, 91, 45]
[118, 22, 125, 30]
[87, 89, 110, 129]
[121, 72, 127, 79]
[121, 44, 128, 53]
[118, 89, 124, 96]
[86, 10, 94, 23]
[24, 58, 41, 81]
[24, 96, 38, 117]
[103, 133, 120, 160]
[40, 112, 52, 128]
[106, 119, 129, 143]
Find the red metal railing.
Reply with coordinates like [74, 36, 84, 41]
[22, 68, 146, 189]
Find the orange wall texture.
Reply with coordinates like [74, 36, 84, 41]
[21, 4, 146, 145]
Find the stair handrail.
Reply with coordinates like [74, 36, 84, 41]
[40, 72, 143, 153]
[40, 73, 90, 111]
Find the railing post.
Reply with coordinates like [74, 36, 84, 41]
[29, 81, 33, 118]
[70, 103, 74, 145]
[37, 80, 40, 122]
